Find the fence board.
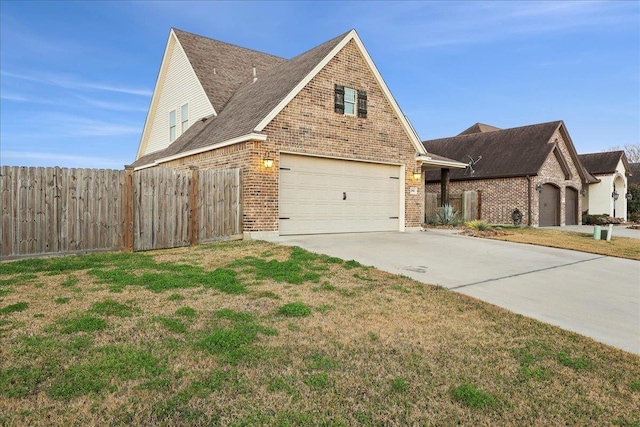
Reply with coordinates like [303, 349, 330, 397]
[1, 167, 14, 257]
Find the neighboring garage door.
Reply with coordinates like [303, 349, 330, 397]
[539, 183, 560, 226]
[279, 154, 401, 235]
[565, 187, 578, 225]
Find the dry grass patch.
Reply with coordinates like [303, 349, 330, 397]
[481, 227, 640, 260]
[0, 241, 638, 426]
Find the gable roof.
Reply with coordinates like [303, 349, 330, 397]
[422, 121, 596, 183]
[578, 150, 630, 176]
[133, 29, 435, 169]
[458, 123, 501, 136]
[173, 29, 286, 114]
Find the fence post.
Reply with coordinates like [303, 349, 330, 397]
[461, 191, 467, 221]
[123, 166, 134, 252]
[189, 166, 199, 246]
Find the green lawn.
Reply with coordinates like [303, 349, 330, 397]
[0, 241, 638, 426]
[486, 226, 640, 260]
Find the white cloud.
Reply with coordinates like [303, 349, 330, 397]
[73, 95, 149, 112]
[0, 70, 152, 97]
[1, 90, 148, 113]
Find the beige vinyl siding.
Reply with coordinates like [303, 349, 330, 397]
[141, 35, 214, 156]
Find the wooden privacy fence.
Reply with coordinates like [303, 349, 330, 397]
[1, 167, 125, 257]
[425, 190, 479, 222]
[1, 166, 242, 259]
[132, 168, 242, 252]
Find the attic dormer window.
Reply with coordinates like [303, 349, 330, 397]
[335, 84, 367, 118]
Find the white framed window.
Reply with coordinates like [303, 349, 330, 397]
[169, 110, 176, 142]
[334, 85, 367, 118]
[181, 103, 189, 133]
[344, 88, 356, 115]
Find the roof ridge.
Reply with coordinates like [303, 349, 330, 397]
[579, 150, 624, 157]
[172, 27, 285, 60]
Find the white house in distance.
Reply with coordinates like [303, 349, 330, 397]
[578, 151, 630, 221]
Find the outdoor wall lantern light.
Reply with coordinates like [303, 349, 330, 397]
[580, 189, 587, 196]
[535, 183, 543, 193]
[263, 152, 274, 168]
[626, 192, 633, 201]
[413, 170, 422, 180]
[612, 190, 619, 201]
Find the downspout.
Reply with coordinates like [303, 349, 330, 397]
[527, 175, 532, 226]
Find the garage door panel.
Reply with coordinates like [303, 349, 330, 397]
[565, 188, 578, 225]
[539, 184, 560, 227]
[279, 155, 401, 235]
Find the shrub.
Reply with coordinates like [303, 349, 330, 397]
[465, 220, 491, 231]
[583, 214, 624, 225]
[436, 204, 462, 226]
[628, 183, 640, 217]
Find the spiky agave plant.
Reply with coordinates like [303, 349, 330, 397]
[436, 204, 461, 226]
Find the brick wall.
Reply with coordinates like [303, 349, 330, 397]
[531, 130, 583, 225]
[163, 39, 422, 232]
[425, 128, 584, 226]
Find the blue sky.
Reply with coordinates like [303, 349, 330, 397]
[1, 1, 638, 169]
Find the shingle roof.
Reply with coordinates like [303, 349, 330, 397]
[458, 123, 501, 136]
[629, 163, 640, 186]
[133, 30, 351, 168]
[423, 121, 565, 181]
[578, 151, 627, 175]
[173, 29, 286, 114]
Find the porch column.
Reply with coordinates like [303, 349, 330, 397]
[441, 168, 450, 206]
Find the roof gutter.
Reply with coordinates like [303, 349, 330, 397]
[416, 155, 467, 169]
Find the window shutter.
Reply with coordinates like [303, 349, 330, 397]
[357, 90, 367, 118]
[334, 84, 345, 114]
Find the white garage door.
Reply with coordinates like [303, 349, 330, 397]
[279, 154, 401, 235]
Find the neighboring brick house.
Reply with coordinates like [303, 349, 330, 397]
[422, 121, 597, 226]
[578, 151, 631, 221]
[131, 28, 465, 237]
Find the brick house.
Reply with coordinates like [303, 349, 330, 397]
[422, 121, 597, 226]
[131, 29, 465, 237]
[578, 151, 631, 221]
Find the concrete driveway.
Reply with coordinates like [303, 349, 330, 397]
[264, 230, 640, 355]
